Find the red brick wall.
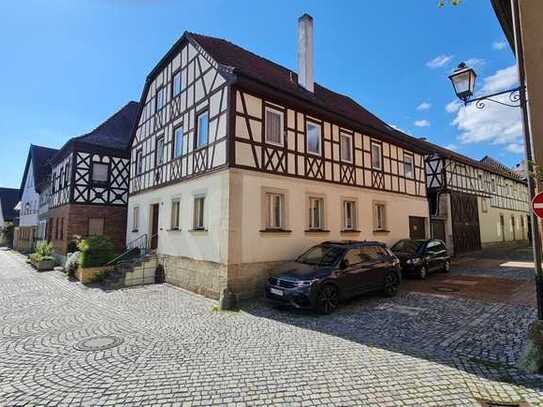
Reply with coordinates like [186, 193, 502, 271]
[48, 204, 127, 255]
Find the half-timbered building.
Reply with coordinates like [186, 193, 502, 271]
[127, 15, 430, 299]
[47, 102, 139, 259]
[14, 145, 58, 252]
[424, 142, 529, 254]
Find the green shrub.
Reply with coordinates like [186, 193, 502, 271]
[78, 236, 116, 268]
[30, 242, 54, 262]
[35, 241, 53, 257]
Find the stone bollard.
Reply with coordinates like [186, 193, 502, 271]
[219, 288, 238, 311]
[519, 320, 543, 373]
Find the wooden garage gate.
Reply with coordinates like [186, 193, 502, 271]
[450, 191, 481, 254]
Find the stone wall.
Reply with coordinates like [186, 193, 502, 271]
[158, 255, 228, 300]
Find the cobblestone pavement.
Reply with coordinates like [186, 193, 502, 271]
[1, 250, 543, 406]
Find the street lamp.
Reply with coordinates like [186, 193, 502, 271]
[448, 62, 476, 102]
[449, 62, 522, 108]
[449, 60, 543, 321]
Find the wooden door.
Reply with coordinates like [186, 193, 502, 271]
[511, 216, 516, 240]
[409, 216, 426, 240]
[430, 219, 446, 242]
[150, 203, 159, 250]
[450, 191, 481, 254]
[500, 215, 505, 242]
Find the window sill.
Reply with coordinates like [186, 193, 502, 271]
[304, 229, 330, 233]
[131, 229, 139, 233]
[373, 229, 390, 234]
[167, 228, 182, 232]
[341, 229, 361, 234]
[189, 228, 208, 233]
[259, 228, 292, 234]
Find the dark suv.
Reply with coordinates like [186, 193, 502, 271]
[265, 241, 401, 314]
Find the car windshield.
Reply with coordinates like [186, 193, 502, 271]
[296, 245, 345, 266]
[391, 240, 423, 254]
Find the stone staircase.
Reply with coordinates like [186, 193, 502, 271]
[103, 254, 159, 290]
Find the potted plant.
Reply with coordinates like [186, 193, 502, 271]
[29, 241, 56, 271]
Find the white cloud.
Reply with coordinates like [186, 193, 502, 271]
[414, 119, 431, 127]
[416, 102, 432, 111]
[505, 143, 524, 154]
[464, 58, 485, 68]
[426, 54, 453, 69]
[480, 65, 519, 94]
[493, 41, 507, 50]
[446, 100, 462, 113]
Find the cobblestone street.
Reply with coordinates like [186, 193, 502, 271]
[1, 249, 543, 406]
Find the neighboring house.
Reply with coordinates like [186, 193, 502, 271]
[424, 142, 529, 254]
[126, 16, 429, 300]
[47, 102, 139, 260]
[14, 145, 58, 253]
[0, 187, 20, 247]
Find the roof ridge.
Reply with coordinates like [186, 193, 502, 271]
[76, 101, 138, 142]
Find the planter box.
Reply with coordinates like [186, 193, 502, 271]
[30, 258, 56, 272]
[75, 266, 112, 284]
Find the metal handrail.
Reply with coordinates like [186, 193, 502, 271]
[106, 234, 149, 266]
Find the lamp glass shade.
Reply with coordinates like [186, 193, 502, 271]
[449, 64, 477, 101]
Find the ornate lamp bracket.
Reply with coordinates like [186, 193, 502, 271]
[464, 86, 523, 109]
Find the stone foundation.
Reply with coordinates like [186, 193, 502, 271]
[156, 255, 290, 300]
[158, 255, 228, 300]
[481, 240, 529, 250]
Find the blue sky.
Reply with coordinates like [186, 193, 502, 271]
[0, 0, 521, 188]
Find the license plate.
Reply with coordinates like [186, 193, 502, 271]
[270, 287, 284, 296]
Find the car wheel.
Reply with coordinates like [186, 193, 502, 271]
[442, 260, 450, 273]
[383, 271, 400, 297]
[418, 265, 427, 280]
[316, 284, 339, 314]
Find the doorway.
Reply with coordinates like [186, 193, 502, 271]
[150, 203, 159, 250]
[511, 215, 516, 241]
[409, 216, 427, 240]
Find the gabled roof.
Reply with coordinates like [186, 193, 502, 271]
[136, 32, 427, 153]
[19, 145, 59, 197]
[52, 101, 139, 163]
[0, 187, 20, 222]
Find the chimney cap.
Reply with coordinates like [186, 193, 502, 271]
[299, 13, 313, 21]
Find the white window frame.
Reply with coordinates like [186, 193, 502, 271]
[156, 86, 166, 112]
[193, 195, 206, 230]
[264, 107, 284, 147]
[156, 136, 165, 166]
[371, 142, 382, 171]
[306, 121, 322, 156]
[135, 149, 143, 175]
[265, 192, 285, 229]
[404, 154, 414, 179]
[173, 125, 184, 158]
[132, 206, 139, 232]
[342, 199, 357, 231]
[172, 71, 182, 97]
[373, 202, 387, 231]
[308, 196, 325, 230]
[340, 133, 353, 163]
[171, 199, 181, 230]
[196, 110, 209, 148]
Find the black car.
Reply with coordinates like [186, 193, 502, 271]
[265, 241, 401, 314]
[390, 239, 450, 279]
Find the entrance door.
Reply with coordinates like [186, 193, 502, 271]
[431, 219, 446, 242]
[450, 191, 481, 254]
[500, 215, 505, 242]
[511, 216, 516, 241]
[150, 203, 159, 250]
[409, 216, 426, 240]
